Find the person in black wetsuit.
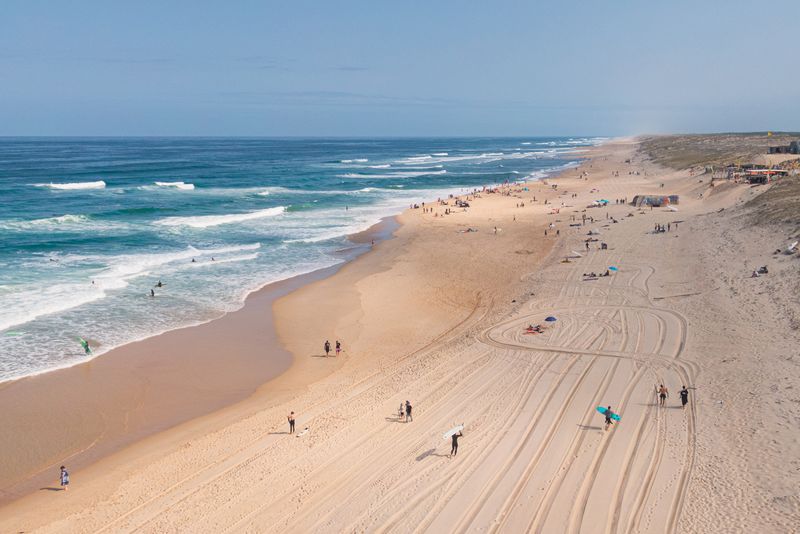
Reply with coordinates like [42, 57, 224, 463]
[405, 400, 412, 422]
[680, 386, 689, 409]
[324, 340, 331, 357]
[450, 430, 463, 457]
[604, 406, 616, 431]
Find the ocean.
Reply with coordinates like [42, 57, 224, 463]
[0, 136, 603, 382]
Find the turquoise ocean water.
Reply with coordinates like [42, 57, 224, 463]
[0, 137, 603, 381]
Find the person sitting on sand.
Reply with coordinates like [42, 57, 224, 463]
[751, 270, 759, 278]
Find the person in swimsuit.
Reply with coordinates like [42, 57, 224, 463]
[604, 406, 616, 431]
[450, 430, 463, 457]
[405, 400, 412, 422]
[60, 466, 69, 491]
[658, 384, 669, 407]
[679, 386, 689, 408]
[335, 340, 341, 356]
[324, 340, 331, 357]
[288, 411, 296, 434]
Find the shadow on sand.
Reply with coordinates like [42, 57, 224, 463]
[385, 416, 407, 423]
[415, 448, 450, 462]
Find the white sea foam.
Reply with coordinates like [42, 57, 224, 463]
[155, 207, 286, 228]
[0, 214, 124, 233]
[0, 243, 262, 333]
[340, 158, 369, 163]
[187, 252, 260, 267]
[431, 152, 448, 156]
[521, 142, 531, 145]
[395, 152, 549, 166]
[35, 180, 106, 190]
[0, 283, 107, 332]
[339, 170, 447, 179]
[368, 164, 391, 169]
[154, 181, 195, 190]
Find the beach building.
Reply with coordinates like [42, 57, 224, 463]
[631, 194, 679, 207]
[768, 140, 800, 154]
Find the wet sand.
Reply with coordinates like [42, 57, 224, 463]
[0, 218, 397, 504]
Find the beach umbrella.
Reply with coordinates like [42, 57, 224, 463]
[608, 266, 618, 271]
[545, 316, 557, 322]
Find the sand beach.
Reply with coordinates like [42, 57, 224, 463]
[2, 136, 799, 533]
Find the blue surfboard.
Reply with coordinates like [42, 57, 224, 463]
[596, 406, 621, 421]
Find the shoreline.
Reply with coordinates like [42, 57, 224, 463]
[0, 216, 399, 505]
[1, 158, 586, 387]
[0, 152, 588, 509]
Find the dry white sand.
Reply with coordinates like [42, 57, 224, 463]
[2, 138, 798, 533]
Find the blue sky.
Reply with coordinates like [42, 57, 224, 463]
[1, 1, 797, 136]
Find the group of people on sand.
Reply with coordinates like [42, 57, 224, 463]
[323, 339, 341, 357]
[602, 385, 690, 432]
[656, 384, 690, 409]
[398, 400, 413, 422]
[583, 270, 612, 279]
[653, 223, 671, 233]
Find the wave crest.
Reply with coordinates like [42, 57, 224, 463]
[34, 180, 106, 190]
[154, 207, 286, 228]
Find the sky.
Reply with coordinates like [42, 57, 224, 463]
[1, 0, 798, 136]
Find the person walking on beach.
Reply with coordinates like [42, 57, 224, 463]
[288, 411, 296, 434]
[335, 340, 341, 357]
[405, 400, 413, 422]
[60, 466, 69, 491]
[657, 384, 669, 407]
[680, 386, 689, 409]
[450, 430, 463, 458]
[604, 406, 616, 431]
[324, 340, 331, 357]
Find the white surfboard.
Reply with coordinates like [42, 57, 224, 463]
[570, 251, 583, 258]
[443, 424, 464, 440]
[786, 241, 798, 254]
[667, 205, 678, 212]
[296, 427, 309, 437]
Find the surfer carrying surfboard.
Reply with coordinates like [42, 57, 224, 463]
[603, 406, 616, 431]
[450, 430, 463, 457]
